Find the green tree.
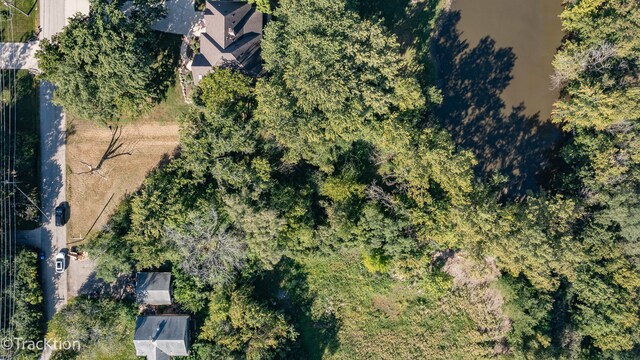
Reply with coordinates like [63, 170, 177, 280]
[192, 68, 255, 114]
[1, 248, 45, 359]
[248, 0, 273, 14]
[48, 297, 137, 359]
[257, 0, 424, 171]
[172, 268, 211, 313]
[36, 0, 175, 121]
[200, 287, 298, 360]
[85, 200, 135, 283]
[545, 0, 640, 353]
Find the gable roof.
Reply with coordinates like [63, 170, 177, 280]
[134, 316, 190, 359]
[136, 272, 172, 305]
[192, 1, 264, 84]
[206, 0, 253, 49]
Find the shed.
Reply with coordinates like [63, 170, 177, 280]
[136, 272, 172, 305]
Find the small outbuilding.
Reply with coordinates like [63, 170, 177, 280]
[136, 272, 172, 306]
[134, 315, 190, 360]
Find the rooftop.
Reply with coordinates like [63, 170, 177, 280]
[136, 272, 172, 305]
[134, 315, 190, 360]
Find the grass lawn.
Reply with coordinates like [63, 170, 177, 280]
[254, 250, 498, 359]
[0, 0, 39, 42]
[136, 74, 190, 123]
[1, 70, 40, 229]
[66, 115, 180, 243]
[66, 72, 187, 242]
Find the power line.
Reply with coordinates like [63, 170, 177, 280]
[0, 4, 20, 356]
[9, 5, 19, 348]
[0, 9, 8, 342]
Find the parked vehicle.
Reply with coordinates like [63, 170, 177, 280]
[55, 250, 67, 273]
[39, 251, 45, 260]
[55, 203, 67, 226]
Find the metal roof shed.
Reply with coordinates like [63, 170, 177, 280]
[136, 272, 172, 305]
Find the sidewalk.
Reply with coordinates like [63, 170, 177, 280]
[0, 41, 40, 70]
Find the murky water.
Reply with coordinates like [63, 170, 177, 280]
[434, 0, 564, 195]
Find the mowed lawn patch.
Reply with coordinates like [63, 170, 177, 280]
[0, 0, 39, 42]
[66, 117, 181, 243]
[66, 66, 188, 242]
[136, 74, 190, 123]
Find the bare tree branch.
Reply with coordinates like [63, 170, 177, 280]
[165, 207, 247, 287]
[76, 125, 136, 177]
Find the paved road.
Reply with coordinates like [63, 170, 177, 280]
[39, 81, 68, 320]
[40, 0, 90, 39]
[37, 3, 86, 359]
[40, 0, 66, 39]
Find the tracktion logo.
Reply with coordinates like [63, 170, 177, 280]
[1, 337, 81, 352]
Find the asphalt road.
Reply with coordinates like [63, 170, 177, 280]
[37, 5, 87, 360]
[38, 81, 67, 321]
[40, 0, 66, 40]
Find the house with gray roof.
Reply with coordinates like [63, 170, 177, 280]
[134, 315, 190, 360]
[136, 272, 172, 305]
[191, 0, 263, 85]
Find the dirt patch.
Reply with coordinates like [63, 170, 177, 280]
[66, 117, 180, 243]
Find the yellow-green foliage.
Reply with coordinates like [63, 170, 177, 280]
[552, 0, 640, 130]
[48, 297, 137, 360]
[552, 83, 640, 130]
[289, 250, 499, 359]
[362, 252, 391, 274]
[201, 287, 297, 359]
[320, 176, 366, 203]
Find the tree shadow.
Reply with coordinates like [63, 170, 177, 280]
[78, 271, 135, 300]
[431, 11, 562, 196]
[39, 82, 64, 213]
[148, 32, 183, 104]
[253, 258, 341, 359]
[347, 0, 440, 86]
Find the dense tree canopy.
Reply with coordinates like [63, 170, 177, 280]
[79, 0, 640, 358]
[0, 248, 45, 359]
[48, 297, 137, 359]
[257, 0, 425, 170]
[36, 0, 176, 121]
[200, 287, 297, 359]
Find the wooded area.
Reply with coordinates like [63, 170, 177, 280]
[31, 0, 640, 358]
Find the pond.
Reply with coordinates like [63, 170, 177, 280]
[433, 0, 564, 195]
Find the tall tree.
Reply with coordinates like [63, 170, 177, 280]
[257, 0, 424, 171]
[36, 0, 175, 121]
[200, 287, 298, 360]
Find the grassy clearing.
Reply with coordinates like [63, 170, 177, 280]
[254, 250, 496, 359]
[65, 73, 187, 243]
[66, 116, 180, 243]
[136, 74, 190, 124]
[0, 0, 39, 42]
